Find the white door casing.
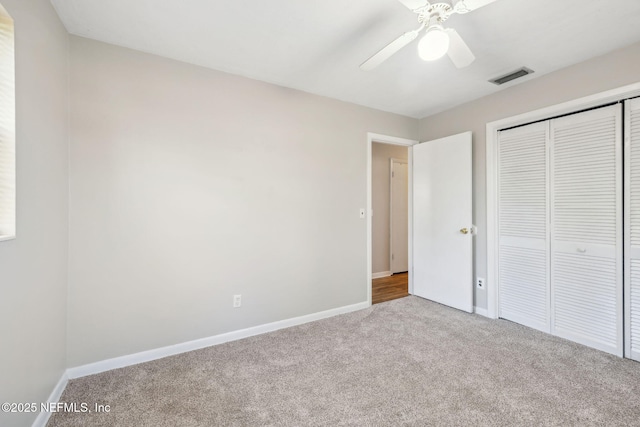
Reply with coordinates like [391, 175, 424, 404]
[390, 159, 409, 274]
[412, 132, 473, 313]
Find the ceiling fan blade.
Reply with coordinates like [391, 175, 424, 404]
[446, 28, 475, 68]
[360, 30, 420, 71]
[453, 0, 498, 13]
[397, 0, 430, 11]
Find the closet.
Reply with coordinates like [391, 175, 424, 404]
[498, 102, 630, 357]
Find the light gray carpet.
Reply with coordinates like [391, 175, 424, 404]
[48, 296, 640, 426]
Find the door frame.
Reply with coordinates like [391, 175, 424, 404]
[367, 133, 418, 306]
[390, 158, 409, 274]
[486, 82, 640, 319]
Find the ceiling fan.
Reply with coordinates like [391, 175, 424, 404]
[360, 0, 497, 70]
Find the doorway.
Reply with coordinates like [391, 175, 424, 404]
[366, 132, 474, 310]
[367, 134, 417, 305]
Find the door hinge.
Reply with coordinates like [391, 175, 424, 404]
[392, 171, 395, 178]
[392, 254, 395, 260]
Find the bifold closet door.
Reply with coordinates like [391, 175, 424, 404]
[550, 104, 623, 356]
[625, 98, 640, 361]
[498, 122, 550, 332]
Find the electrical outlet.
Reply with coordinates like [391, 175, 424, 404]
[233, 294, 241, 308]
[476, 278, 485, 289]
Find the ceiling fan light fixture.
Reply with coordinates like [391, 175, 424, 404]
[418, 26, 450, 61]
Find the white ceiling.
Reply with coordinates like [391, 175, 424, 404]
[51, 0, 640, 119]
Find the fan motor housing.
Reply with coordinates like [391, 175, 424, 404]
[418, 2, 454, 24]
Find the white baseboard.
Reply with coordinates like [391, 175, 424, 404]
[474, 306, 489, 317]
[67, 300, 370, 380]
[32, 371, 69, 427]
[34, 299, 370, 426]
[372, 271, 392, 279]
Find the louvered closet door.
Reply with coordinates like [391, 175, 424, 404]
[550, 104, 623, 356]
[625, 98, 640, 361]
[498, 122, 550, 332]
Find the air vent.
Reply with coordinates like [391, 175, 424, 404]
[489, 67, 534, 85]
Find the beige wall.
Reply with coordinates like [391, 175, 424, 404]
[372, 143, 408, 274]
[419, 41, 640, 310]
[67, 36, 418, 367]
[0, 1, 69, 426]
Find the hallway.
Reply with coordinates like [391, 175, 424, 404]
[372, 272, 408, 304]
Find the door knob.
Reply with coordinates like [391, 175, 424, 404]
[460, 228, 469, 234]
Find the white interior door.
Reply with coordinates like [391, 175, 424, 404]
[625, 98, 640, 361]
[497, 121, 550, 333]
[413, 132, 473, 313]
[390, 159, 408, 274]
[550, 104, 623, 357]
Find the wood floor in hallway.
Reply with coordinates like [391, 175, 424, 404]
[372, 272, 409, 304]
